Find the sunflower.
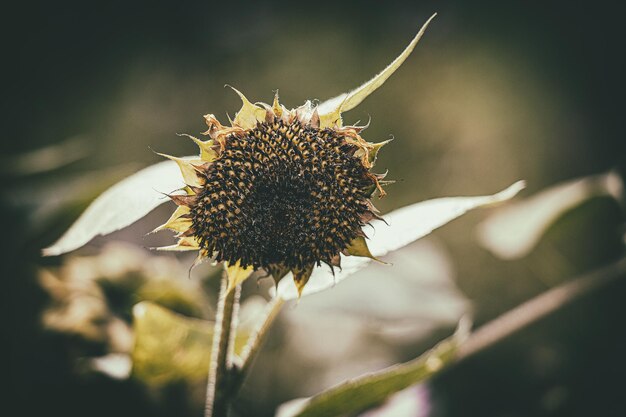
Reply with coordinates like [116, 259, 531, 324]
[148, 16, 448, 296]
[43, 14, 525, 300]
[155, 89, 393, 295]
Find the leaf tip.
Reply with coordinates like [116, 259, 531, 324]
[41, 246, 59, 257]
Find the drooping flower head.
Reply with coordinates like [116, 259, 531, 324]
[154, 16, 438, 296]
[42, 13, 524, 300]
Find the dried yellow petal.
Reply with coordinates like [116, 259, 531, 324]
[228, 85, 267, 129]
[155, 153, 203, 188]
[225, 260, 255, 293]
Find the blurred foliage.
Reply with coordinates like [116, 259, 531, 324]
[277, 324, 466, 417]
[4, 1, 626, 417]
[132, 300, 261, 386]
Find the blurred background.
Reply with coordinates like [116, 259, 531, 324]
[3, 1, 625, 416]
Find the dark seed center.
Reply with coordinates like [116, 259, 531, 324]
[190, 118, 375, 271]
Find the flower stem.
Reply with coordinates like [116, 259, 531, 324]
[205, 273, 241, 417]
[232, 295, 285, 392]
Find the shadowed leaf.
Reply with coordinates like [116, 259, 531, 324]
[477, 172, 622, 259]
[132, 301, 251, 386]
[276, 321, 468, 417]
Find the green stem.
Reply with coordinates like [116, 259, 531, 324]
[205, 274, 241, 417]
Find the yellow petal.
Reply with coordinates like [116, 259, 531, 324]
[155, 153, 203, 187]
[151, 205, 191, 233]
[368, 138, 393, 165]
[318, 13, 437, 127]
[156, 236, 200, 252]
[178, 133, 217, 162]
[272, 91, 283, 118]
[292, 265, 314, 299]
[225, 260, 255, 293]
[227, 85, 267, 129]
[344, 236, 387, 264]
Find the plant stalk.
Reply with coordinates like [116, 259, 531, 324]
[232, 295, 285, 392]
[205, 274, 241, 417]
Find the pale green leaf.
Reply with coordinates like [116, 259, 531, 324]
[42, 159, 193, 256]
[317, 13, 437, 126]
[277, 181, 525, 300]
[477, 172, 623, 259]
[276, 321, 468, 417]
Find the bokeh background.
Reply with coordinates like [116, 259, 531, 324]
[4, 1, 625, 416]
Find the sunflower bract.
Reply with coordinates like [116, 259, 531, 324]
[166, 101, 386, 292]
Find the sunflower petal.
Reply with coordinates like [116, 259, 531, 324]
[178, 133, 217, 162]
[227, 85, 267, 129]
[42, 159, 192, 256]
[225, 260, 255, 293]
[292, 265, 314, 299]
[155, 153, 203, 187]
[151, 205, 191, 234]
[368, 138, 393, 165]
[317, 13, 437, 128]
[277, 181, 525, 300]
[344, 235, 386, 264]
[155, 236, 201, 252]
[272, 91, 283, 118]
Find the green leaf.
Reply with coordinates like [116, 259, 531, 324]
[318, 14, 437, 128]
[42, 159, 191, 256]
[277, 181, 525, 300]
[276, 322, 468, 417]
[131, 301, 249, 386]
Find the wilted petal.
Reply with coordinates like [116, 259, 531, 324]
[151, 205, 191, 234]
[277, 181, 525, 300]
[154, 152, 204, 187]
[367, 139, 393, 166]
[226, 260, 255, 292]
[318, 13, 437, 127]
[292, 264, 315, 298]
[178, 133, 217, 162]
[228, 85, 268, 129]
[42, 159, 191, 256]
[344, 235, 383, 262]
[155, 236, 200, 252]
[477, 172, 623, 259]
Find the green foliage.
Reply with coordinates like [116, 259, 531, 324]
[131, 301, 249, 386]
[279, 328, 464, 417]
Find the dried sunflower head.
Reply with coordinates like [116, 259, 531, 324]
[43, 14, 525, 300]
[153, 16, 438, 296]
